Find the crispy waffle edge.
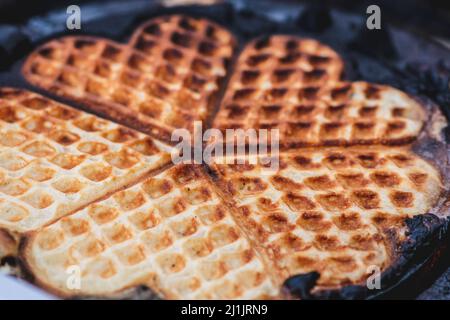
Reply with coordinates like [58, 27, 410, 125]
[21, 15, 238, 144]
[280, 100, 450, 299]
[5, 15, 450, 299]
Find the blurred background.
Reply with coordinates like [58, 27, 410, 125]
[0, 0, 449, 46]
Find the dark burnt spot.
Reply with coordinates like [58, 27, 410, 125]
[408, 172, 428, 186]
[179, 17, 197, 32]
[308, 54, 331, 66]
[144, 23, 162, 36]
[191, 58, 212, 76]
[357, 153, 379, 168]
[392, 107, 405, 117]
[232, 88, 255, 101]
[241, 70, 260, 84]
[102, 45, 122, 60]
[261, 105, 282, 118]
[263, 213, 293, 233]
[293, 105, 315, 117]
[349, 234, 376, 251]
[297, 211, 331, 232]
[365, 85, 381, 99]
[171, 165, 200, 184]
[279, 52, 302, 64]
[390, 154, 414, 167]
[272, 68, 295, 82]
[352, 190, 380, 209]
[324, 153, 348, 168]
[333, 212, 362, 231]
[359, 106, 378, 117]
[314, 235, 341, 251]
[278, 233, 309, 252]
[171, 32, 193, 48]
[144, 81, 170, 99]
[299, 87, 320, 100]
[226, 104, 248, 119]
[247, 53, 271, 66]
[325, 104, 346, 119]
[257, 197, 279, 212]
[21, 97, 48, 110]
[163, 48, 183, 62]
[316, 193, 350, 211]
[322, 122, 343, 132]
[135, 38, 156, 54]
[286, 122, 313, 136]
[386, 121, 406, 133]
[355, 122, 375, 130]
[155, 64, 176, 82]
[235, 176, 267, 194]
[390, 191, 414, 208]
[228, 163, 255, 172]
[205, 25, 218, 40]
[199, 41, 217, 56]
[264, 88, 288, 101]
[285, 39, 299, 51]
[303, 69, 326, 82]
[74, 39, 96, 50]
[370, 171, 400, 187]
[371, 212, 406, 228]
[336, 173, 369, 188]
[184, 74, 207, 93]
[38, 47, 57, 59]
[283, 193, 316, 211]
[304, 175, 336, 190]
[331, 85, 351, 101]
[271, 175, 303, 191]
[254, 36, 271, 50]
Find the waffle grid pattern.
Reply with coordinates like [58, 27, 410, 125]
[24, 165, 278, 299]
[0, 88, 172, 232]
[23, 15, 235, 140]
[0, 15, 442, 300]
[213, 36, 425, 148]
[210, 148, 442, 288]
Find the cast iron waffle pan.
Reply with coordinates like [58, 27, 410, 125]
[0, 0, 449, 299]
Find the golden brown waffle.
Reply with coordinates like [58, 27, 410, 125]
[209, 147, 443, 291]
[213, 36, 425, 148]
[22, 15, 235, 142]
[9, 16, 449, 300]
[0, 88, 172, 234]
[21, 164, 278, 299]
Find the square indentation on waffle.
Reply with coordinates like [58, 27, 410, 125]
[22, 15, 236, 141]
[212, 35, 425, 148]
[22, 164, 278, 299]
[210, 148, 442, 288]
[0, 88, 173, 233]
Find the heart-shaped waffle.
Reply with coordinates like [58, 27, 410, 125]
[0, 88, 172, 234]
[6, 16, 449, 300]
[213, 36, 426, 148]
[209, 148, 443, 292]
[23, 15, 235, 142]
[21, 164, 278, 299]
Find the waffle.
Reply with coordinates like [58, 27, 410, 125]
[0, 88, 172, 234]
[208, 147, 443, 291]
[22, 15, 235, 142]
[213, 36, 426, 148]
[21, 164, 278, 299]
[8, 15, 450, 300]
